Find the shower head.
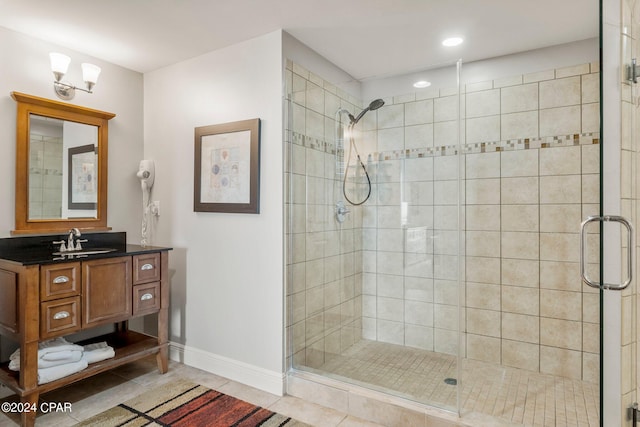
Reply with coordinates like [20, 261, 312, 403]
[349, 98, 385, 124]
[368, 98, 385, 110]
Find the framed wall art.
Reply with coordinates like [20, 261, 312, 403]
[68, 143, 98, 210]
[194, 118, 261, 213]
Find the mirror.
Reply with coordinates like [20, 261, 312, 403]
[11, 92, 115, 234]
[29, 115, 99, 219]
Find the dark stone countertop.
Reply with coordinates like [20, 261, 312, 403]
[0, 232, 172, 266]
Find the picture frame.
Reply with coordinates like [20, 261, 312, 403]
[194, 118, 261, 213]
[68, 143, 98, 210]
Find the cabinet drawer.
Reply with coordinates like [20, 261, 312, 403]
[133, 282, 160, 316]
[40, 262, 81, 301]
[133, 253, 161, 284]
[40, 296, 81, 339]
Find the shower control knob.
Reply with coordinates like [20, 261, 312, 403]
[335, 201, 350, 223]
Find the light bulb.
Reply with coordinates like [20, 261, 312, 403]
[81, 63, 101, 84]
[413, 80, 431, 88]
[81, 63, 101, 92]
[49, 52, 70, 81]
[442, 37, 464, 47]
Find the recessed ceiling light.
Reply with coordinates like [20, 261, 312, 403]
[442, 37, 464, 47]
[413, 80, 431, 88]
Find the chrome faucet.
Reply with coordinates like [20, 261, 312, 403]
[67, 228, 81, 251]
[52, 228, 87, 253]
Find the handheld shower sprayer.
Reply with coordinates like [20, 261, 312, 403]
[348, 98, 385, 125]
[337, 99, 385, 208]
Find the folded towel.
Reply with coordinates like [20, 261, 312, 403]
[40, 350, 82, 367]
[41, 349, 81, 362]
[82, 342, 115, 364]
[9, 337, 83, 362]
[38, 359, 88, 385]
[83, 341, 109, 352]
[9, 349, 83, 371]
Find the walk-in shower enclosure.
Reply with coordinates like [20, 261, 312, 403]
[281, 3, 639, 421]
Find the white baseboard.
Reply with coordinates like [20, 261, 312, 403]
[169, 342, 284, 396]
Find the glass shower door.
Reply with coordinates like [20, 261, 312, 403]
[458, 53, 603, 426]
[594, 0, 640, 425]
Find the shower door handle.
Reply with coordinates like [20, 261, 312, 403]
[580, 215, 634, 290]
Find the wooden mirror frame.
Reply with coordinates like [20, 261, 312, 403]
[11, 92, 115, 234]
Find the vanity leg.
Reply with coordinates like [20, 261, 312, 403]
[115, 321, 128, 333]
[18, 266, 40, 427]
[156, 346, 168, 374]
[156, 307, 169, 374]
[156, 251, 169, 374]
[20, 392, 39, 427]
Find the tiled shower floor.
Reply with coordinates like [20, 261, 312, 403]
[317, 340, 599, 426]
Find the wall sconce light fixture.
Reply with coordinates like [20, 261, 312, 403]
[49, 52, 101, 100]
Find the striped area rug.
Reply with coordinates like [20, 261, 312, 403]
[75, 379, 311, 426]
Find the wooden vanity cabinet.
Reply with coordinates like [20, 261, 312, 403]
[0, 250, 170, 427]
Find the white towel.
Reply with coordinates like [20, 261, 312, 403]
[9, 337, 83, 362]
[9, 349, 83, 371]
[8, 337, 85, 371]
[83, 341, 109, 352]
[41, 350, 81, 362]
[37, 359, 88, 385]
[82, 342, 115, 364]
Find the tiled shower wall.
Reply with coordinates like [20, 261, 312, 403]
[286, 61, 366, 369]
[286, 60, 600, 382]
[361, 62, 600, 382]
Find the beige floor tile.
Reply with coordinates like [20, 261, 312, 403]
[162, 362, 231, 390]
[217, 379, 281, 408]
[0, 418, 17, 427]
[61, 375, 149, 422]
[337, 415, 387, 426]
[269, 395, 348, 426]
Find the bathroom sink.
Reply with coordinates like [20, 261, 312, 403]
[52, 248, 118, 256]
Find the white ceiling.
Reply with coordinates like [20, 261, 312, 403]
[0, 0, 598, 80]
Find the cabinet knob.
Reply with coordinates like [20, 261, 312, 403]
[141, 263, 154, 271]
[53, 275, 69, 284]
[140, 293, 153, 301]
[53, 311, 70, 320]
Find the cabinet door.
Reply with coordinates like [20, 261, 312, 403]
[82, 256, 132, 328]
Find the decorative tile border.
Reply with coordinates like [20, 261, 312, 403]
[291, 131, 600, 161]
[292, 132, 336, 154]
[287, 59, 599, 162]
